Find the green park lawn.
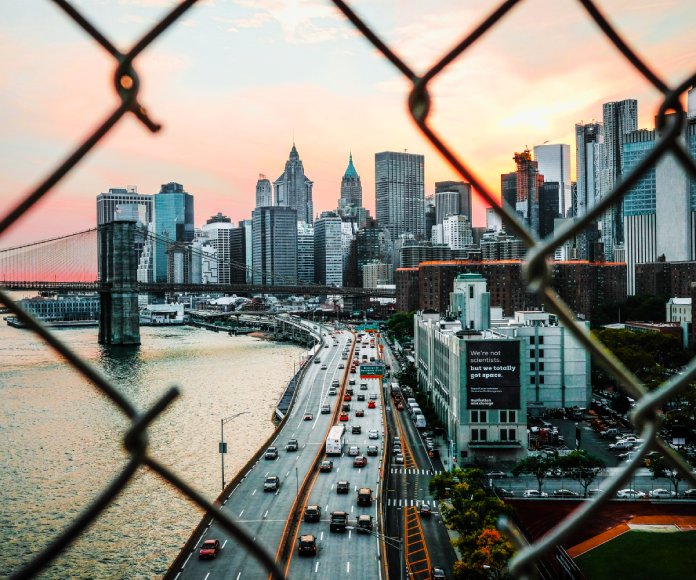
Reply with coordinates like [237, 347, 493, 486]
[576, 530, 696, 579]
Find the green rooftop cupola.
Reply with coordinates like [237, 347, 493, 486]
[344, 152, 359, 178]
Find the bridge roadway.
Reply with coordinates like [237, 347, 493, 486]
[175, 326, 354, 580]
[286, 339, 385, 578]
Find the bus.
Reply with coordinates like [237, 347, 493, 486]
[326, 425, 345, 456]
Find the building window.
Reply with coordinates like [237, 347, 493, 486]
[471, 410, 488, 423]
[500, 410, 517, 423]
[530, 349, 536, 358]
[530, 363, 535, 372]
[530, 375, 536, 384]
[538, 336, 544, 345]
[539, 375, 545, 384]
[500, 428, 516, 441]
[538, 349, 544, 358]
[469, 286, 474, 299]
[539, 362, 545, 371]
[472, 428, 488, 442]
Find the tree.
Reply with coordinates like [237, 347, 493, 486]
[646, 454, 686, 496]
[558, 451, 606, 497]
[511, 455, 558, 493]
[395, 360, 417, 392]
[455, 528, 513, 580]
[386, 311, 415, 342]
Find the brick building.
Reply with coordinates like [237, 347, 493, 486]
[635, 261, 696, 298]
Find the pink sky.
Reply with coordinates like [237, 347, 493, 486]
[1, 0, 695, 248]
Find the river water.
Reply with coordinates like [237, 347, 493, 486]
[0, 318, 302, 579]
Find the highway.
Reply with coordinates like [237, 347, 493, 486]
[175, 324, 354, 580]
[285, 337, 386, 578]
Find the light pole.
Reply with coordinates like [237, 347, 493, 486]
[345, 526, 404, 579]
[220, 411, 249, 490]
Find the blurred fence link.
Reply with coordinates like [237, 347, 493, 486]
[2, 0, 696, 578]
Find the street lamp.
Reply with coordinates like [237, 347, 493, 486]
[220, 411, 249, 490]
[345, 526, 404, 579]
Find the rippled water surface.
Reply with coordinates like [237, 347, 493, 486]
[0, 321, 301, 579]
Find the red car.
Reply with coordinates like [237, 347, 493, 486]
[344, 394, 352, 401]
[199, 539, 221, 559]
[367, 401, 376, 409]
[353, 455, 367, 467]
[339, 412, 349, 421]
[356, 409, 365, 417]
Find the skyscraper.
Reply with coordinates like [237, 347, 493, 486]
[340, 153, 362, 208]
[375, 151, 425, 240]
[153, 182, 194, 283]
[255, 174, 272, 207]
[575, 122, 604, 258]
[504, 149, 544, 238]
[297, 221, 315, 284]
[201, 212, 233, 284]
[314, 211, 343, 287]
[435, 181, 472, 222]
[252, 206, 298, 286]
[97, 186, 152, 226]
[434, 190, 460, 225]
[602, 99, 638, 259]
[274, 144, 314, 224]
[533, 144, 571, 217]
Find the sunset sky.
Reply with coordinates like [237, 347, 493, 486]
[1, 0, 695, 247]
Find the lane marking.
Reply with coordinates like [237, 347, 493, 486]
[204, 574, 210, 580]
[263, 510, 269, 518]
[221, 540, 228, 549]
[236, 572, 242, 580]
[182, 553, 192, 569]
[347, 562, 350, 573]
[315, 561, 320, 573]
[239, 510, 244, 517]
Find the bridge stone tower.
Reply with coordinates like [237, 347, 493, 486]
[98, 219, 140, 345]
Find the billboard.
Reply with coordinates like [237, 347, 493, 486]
[465, 341, 520, 409]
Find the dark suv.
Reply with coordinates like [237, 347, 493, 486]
[336, 480, 350, 494]
[298, 534, 317, 556]
[304, 505, 322, 523]
[330, 511, 348, 532]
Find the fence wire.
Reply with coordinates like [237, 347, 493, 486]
[0, 0, 695, 578]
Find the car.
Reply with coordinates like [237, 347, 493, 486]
[360, 383, 368, 390]
[350, 368, 356, 374]
[321, 404, 331, 414]
[356, 514, 374, 533]
[324, 344, 329, 349]
[264, 446, 278, 460]
[367, 400, 376, 409]
[332, 379, 340, 387]
[321, 365, 328, 370]
[356, 409, 365, 417]
[346, 387, 354, 395]
[649, 488, 676, 499]
[494, 488, 515, 498]
[199, 539, 221, 559]
[367, 445, 379, 456]
[428, 448, 440, 459]
[369, 393, 377, 400]
[330, 511, 349, 532]
[431, 567, 447, 579]
[349, 379, 356, 385]
[286, 439, 298, 452]
[314, 358, 321, 364]
[319, 460, 334, 472]
[352, 424, 362, 434]
[368, 429, 379, 439]
[328, 388, 337, 396]
[303, 413, 314, 421]
[522, 490, 548, 498]
[348, 446, 360, 456]
[338, 363, 345, 369]
[353, 455, 367, 467]
[616, 489, 645, 499]
[304, 505, 322, 522]
[587, 488, 603, 497]
[357, 393, 366, 401]
[419, 504, 432, 517]
[682, 489, 696, 499]
[552, 489, 580, 498]
[264, 475, 280, 492]
[339, 412, 349, 421]
[394, 454, 404, 465]
[298, 534, 317, 556]
[336, 480, 350, 494]
[341, 403, 351, 412]
[344, 394, 352, 401]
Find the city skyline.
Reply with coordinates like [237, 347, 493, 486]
[2, 0, 695, 248]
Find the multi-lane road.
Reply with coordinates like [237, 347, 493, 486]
[173, 325, 457, 580]
[176, 325, 354, 579]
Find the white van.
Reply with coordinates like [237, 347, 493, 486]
[414, 413, 427, 428]
[407, 398, 416, 407]
[411, 406, 422, 417]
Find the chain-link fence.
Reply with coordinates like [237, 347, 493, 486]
[2, 0, 696, 578]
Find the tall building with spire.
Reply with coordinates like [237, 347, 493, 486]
[340, 153, 362, 208]
[337, 152, 369, 228]
[274, 144, 314, 224]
